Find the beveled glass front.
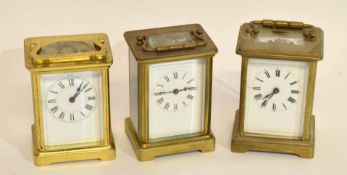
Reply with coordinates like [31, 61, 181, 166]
[148, 58, 206, 141]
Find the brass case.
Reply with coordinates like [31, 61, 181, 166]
[124, 24, 218, 161]
[231, 20, 324, 158]
[24, 33, 115, 165]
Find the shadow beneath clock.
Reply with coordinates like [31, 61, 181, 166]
[0, 48, 36, 165]
[211, 70, 241, 151]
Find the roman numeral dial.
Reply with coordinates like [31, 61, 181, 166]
[45, 75, 98, 122]
[152, 70, 196, 112]
[250, 67, 301, 112]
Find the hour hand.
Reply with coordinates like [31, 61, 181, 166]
[178, 86, 196, 92]
[154, 91, 172, 96]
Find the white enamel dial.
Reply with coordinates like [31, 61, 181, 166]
[45, 76, 97, 122]
[251, 68, 300, 112]
[153, 70, 196, 112]
[148, 59, 206, 140]
[40, 71, 104, 147]
[244, 58, 309, 138]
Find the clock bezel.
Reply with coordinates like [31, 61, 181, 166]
[238, 55, 317, 140]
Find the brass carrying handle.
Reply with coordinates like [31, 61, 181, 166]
[136, 30, 207, 52]
[251, 19, 313, 29]
[247, 19, 317, 39]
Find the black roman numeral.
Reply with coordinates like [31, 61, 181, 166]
[164, 75, 170, 82]
[58, 112, 65, 119]
[157, 97, 164, 105]
[50, 90, 58, 94]
[275, 69, 280, 77]
[173, 72, 178, 79]
[256, 77, 264, 83]
[288, 97, 296, 103]
[187, 79, 194, 84]
[182, 73, 186, 80]
[174, 104, 178, 111]
[290, 81, 298, 85]
[182, 101, 187, 106]
[254, 94, 262, 100]
[187, 94, 194, 100]
[156, 84, 164, 87]
[70, 113, 75, 121]
[88, 96, 96, 100]
[58, 82, 65, 89]
[48, 99, 56, 103]
[282, 103, 287, 110]
[80, 111, 86, 117]
[291, 90, 300, 94]
[164, 103, 170, 110]
[252, 87, 261, 90]
[68, 78, 74, 86]
[285, 72, 291, 79]
[272, 103, 276, 111]
[50, 106, 58, 113]
[264, 70, 270, 78]
[85, 104, 93, 110]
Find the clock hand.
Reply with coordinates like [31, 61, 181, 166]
[261, 88, 279, 108]
[154, 91, 173, 96]
[153, 87, 196, 96]
[177, 86, 196, 92]
[69, 81, 89, 103]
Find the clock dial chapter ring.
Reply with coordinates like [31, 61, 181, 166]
[153, 70, 196, 112]
[251, 68, 300, 112]
[45, 75, 98, 122]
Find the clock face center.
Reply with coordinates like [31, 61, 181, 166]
[273, 87, 280, 94]
[173, 89, 179, 95]
[69, 97, 75, 103]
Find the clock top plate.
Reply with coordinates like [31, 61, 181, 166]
[236, 20, 323, 61]
[24, 33, 113, 70]
[124, 24, 218, 62]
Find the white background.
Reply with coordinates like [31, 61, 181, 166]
[0, 0, 346, 174]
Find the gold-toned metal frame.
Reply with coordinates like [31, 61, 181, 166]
[231, 20, 323, 158]
[24, 33, 115, 166]
[125, 54, 215, 161]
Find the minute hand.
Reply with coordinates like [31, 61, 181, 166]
[153, 91, 172, 96]
[178, 87, 196, 92]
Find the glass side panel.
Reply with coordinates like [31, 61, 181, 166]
[129, 51, 139, 134]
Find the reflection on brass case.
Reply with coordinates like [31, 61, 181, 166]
[231, 20, 323, 158]
[124, 24, 218, 161]
[24, 33, 115, 165]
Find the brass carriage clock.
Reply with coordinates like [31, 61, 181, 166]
[231, 20, 323, 158]
[124, 24, 218, 161]
[24, 33, 116, 165]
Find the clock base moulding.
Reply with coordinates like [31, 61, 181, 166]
[230, 110, 314, 158]
[31, 125, 116, 166]
[125, 117, 215, 161]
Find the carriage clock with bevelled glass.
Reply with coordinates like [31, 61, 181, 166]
[231, 20, 323, 158]
[24, 33, 115, 165]
[124, 24, 218, 161]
